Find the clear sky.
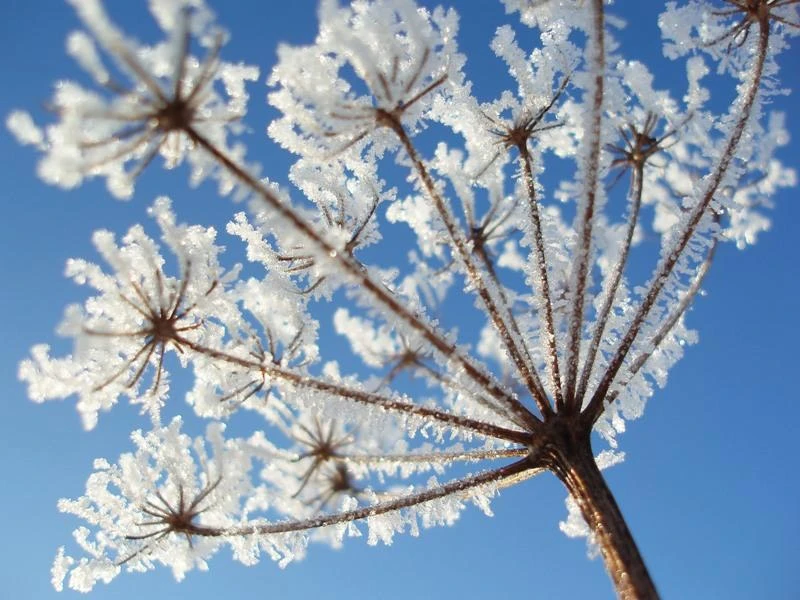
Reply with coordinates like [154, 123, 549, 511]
[0, 1, 798, 599]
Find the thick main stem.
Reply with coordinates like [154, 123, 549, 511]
[547, 428, 658, 600]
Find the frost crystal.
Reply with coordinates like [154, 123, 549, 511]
[10, 0, 797, 596]
[19, 197, 237, 429]
[268, 0, 463, 166]
[7, 0, 258, 198]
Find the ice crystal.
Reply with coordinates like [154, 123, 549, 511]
[10, 0, 797, 596]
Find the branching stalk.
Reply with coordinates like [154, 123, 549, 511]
[518, 144, 565, 409]
[193, 458, 537, 537]
[472, 235, 550, 421]
[339, 447, 528, 465]
[178, 336, 533, 445]
[184, 125, 542, 434]
[385, 117, 553, 419]
[413, 358, 532, 430]
[583, 19, 770, 424]
[595, 237, 718, 414]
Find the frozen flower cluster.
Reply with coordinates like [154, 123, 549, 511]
[9, 0, 797, 595]
[7, 0, 259, 199]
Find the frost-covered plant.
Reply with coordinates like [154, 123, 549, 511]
[9, 0, 798, 598]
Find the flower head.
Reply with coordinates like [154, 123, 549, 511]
[268, 0, 463, 163]
[53, 419, 253, 592]
[290, 416, 354, 499]
[19, 197, 237, 428]
[7, 0, 258, 198]
[703, 0, 800, 52]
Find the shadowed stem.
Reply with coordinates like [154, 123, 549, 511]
[546, 427, 659, 600]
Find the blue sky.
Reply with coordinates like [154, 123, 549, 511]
[0, 1, 798, 599]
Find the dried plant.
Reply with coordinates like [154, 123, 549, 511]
[8, 0, 797, 598]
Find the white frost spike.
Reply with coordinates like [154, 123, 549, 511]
[334, 309, 401, 369]
[51, 547, 75, 593]
[6, 110, 45, 148]
[66, 30, 110, 84]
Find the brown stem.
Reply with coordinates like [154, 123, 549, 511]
[518, 144, 565, 409]
[192, 458, 537, 537]
[591, 235, 719, 417]
[387, 116, 553, 419]
[415, 356, 531, 430]
[584, 18, 770, 423]
[268, 366, 533, 445]
[547, 427, 659, 600]
[177, 336, 532, 445]
[575, 163, 644, 407]
[184, 125, 541, 434]
[473, 240, 547, 416]
[563, 0, 606, 405]
[339, 447, 528, 465]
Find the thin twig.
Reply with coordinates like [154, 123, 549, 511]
[563, 0, 607, 407]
